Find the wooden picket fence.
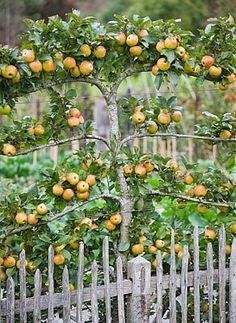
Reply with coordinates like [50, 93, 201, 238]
[0, 225, 236, 322]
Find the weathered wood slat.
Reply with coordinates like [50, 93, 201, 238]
[62, 266, 70, 322]
[229, 238, 236, 323]
[169, 229, 176, 323]
[116, 257, 125, 323]
[0, 277, 2, 323]
[76, 242, 84, 323]
[19, 250, 27, 323]
[193, 225, 200, 323]
[181, 245, 188, 323]
[207, 243, 214, 323]
[219, 225, 226, 323]
[6, 277, 15, 323]
[156, 251, 163, 323]
[48, 246, 54, 323]
[0, 267, 231, 316]
[91, 260, 99, 323]
[103, 236, 111, 323]
[33, 269, 42, 323]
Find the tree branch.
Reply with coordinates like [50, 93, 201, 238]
[0, 194, 120, 241]
[11, 134, 110, 157]
[120, 132, 236, 146]
[146, 190, 234, 208]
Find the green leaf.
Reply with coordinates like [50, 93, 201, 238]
[147, 177, 160, 188]
[167, 71, 179, 86]
[188, 213, 207, 227]
[154, 74, 163, 90]
[65, 89, 77, 100]
[118, 242, 130, 252]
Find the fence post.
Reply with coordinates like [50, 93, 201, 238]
[127, 256, 151, 323]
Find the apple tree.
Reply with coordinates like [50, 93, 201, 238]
[0, 11, 235, 290]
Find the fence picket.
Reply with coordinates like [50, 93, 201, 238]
[193, 225, 200, 323]
[156, 250, 163, 323]
[116, 257, 125, 323]
[33, 269, 42, 323]
[19, 250, 27, 323]
[63, 266, 70, 322]
[229, 238, 236, 322]
[169, 229, 176, 323]
[0, 277, 2, 323]
[91, 260, 99, 323]
[103, 237, 111, 323]
[48, 246, 54, 323]
[181, 245, 188, 323]
[76, 242, 84, 323]
[6, 277, 15, 323]
[207, 243, 214, 323]
[219, 225, 226, 323]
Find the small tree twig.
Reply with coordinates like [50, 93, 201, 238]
[145, 190, 234, 208]
[120, 132, 236, 146]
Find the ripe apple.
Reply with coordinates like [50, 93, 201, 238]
[123, 164, 134, 175]
[110, 213, 122, 225]
[139, 29, 148, 37]
[70, 66, 80, 77]
[129, 46, 142, 56]
[157, 112, 171, 125]
[174, 243, 182, 253]
[69, 108, 81, 118]
[126, 34, 139, 47]
[197, 204, 207, 214]
[66, 172, 79, 185]
[151, 65, 159, 76]
[21, 49, 35, 63]
[12, 71, 21, 83]
[1, 65, 18, 79]
[34, 125, 45, 136]
[171, 111, 182, 122]
[194, 184, 207, 197]
[93, 46, 106, 59]
[62, 188, 75, 201]
[15, 212, 27, 224]
[54, 52, 63, 61]
[144, 161, 154, 172]
[166, 159, 179, 171]
[80, 217, 92, 227]
[182, 52, 190, 62]
[42, 60, 56, 73]
[0, 104, 11, 115]
[27, 213, 38, 225]
[116, 32, 126, 45]
[132, 110, 145, 124]
[147, 121, 158, 134]
[184, 174, 194, 185]
[148, 245, 157, 254]
[209, 66, 222, 78]
[155, 239, 165, 249]
[2, 143, 16, 156]
[201, 55, 214, 68]
[36, 203, 48, 215]
[63, 57, 76, 69]
[52, 184, 64, 196]
[156, 40, 165, 52]
[204, 228, 216, 240]
[164, 37, 178, 49]
[67, 116, 80, 127]
[3, 256, 16, 268]
[219, 130, 231, 139]
[156, 58, 170, 71]
[80, 44, 92, 56]
[230, 223, 236, 234]
[76, 181, 89, 193]
[176, 46, 186, 57]
[53, 254, 65, 265]
[131, 244, 144, 255]
[79, 61, 93, 75]
[77, 191, 89, 200]
[86, 174, 96, 186]
[227, 73, 236, 84]
[105, 220, 116, 231]
[29, 60, 42, 73]
[134, 164, 147, 177]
